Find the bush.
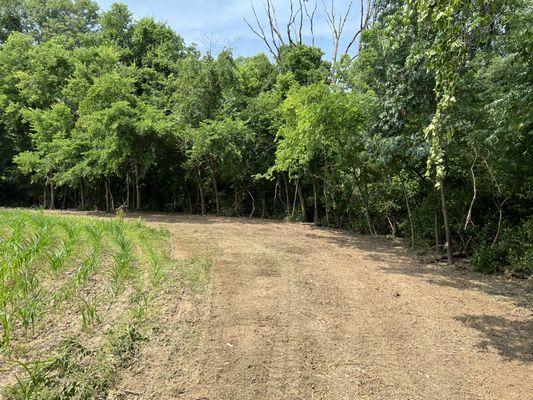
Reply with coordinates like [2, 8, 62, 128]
[471, 218, 533, 277]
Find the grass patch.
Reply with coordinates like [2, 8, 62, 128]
[178, 256, 212, 290]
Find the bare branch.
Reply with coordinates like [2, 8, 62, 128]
[303, 0, 317, 46]
[345, 0, 376, 56]
[265, 0, 285, 47]
[298, 0, 304, 44]
[323, 0, 355, 64]
[287, 0, 295, 45]
[243, 2, 278, 58]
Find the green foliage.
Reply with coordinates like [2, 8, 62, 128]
[0, 0, 531, 275]
[472, 218, 533, 277]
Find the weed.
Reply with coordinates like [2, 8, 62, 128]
[108, 324, 147, 367]
[180, 256, 212, 290]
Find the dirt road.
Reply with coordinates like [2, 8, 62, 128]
[114, 214, 532, 400]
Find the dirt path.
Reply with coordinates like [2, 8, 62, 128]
[115, 214, 532, 400]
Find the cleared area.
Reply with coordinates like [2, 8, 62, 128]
[114, 214, 532, 400]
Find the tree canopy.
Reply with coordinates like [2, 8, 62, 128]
[0, 0, 531, 276]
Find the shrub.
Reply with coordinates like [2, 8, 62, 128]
[471, 218, 533, 278]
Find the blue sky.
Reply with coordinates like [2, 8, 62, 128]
[95, 0, 361, 59]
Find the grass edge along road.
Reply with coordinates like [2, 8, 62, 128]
[0, 208, 211, 399]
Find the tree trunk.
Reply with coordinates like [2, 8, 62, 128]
[134, 162, 141, 210]
[261, 197, 266, 218]
[312, 177, 318, 224]
[247, 190, 255, 218]
[492, 206, 503, 248]
[435, 210, 441, 253]
[196, 166, 206, 216]
[210, 156, 220, 214]
[185, 186, 193, 214]
[126, 173, 130, 209]
[107, 177, 115, 211]
[358, 182, 375, 236]
[50, 183, 55, 210]
[439, 178, 453, 265]
[386, 215, 396, 237]
[283, 174, 290, 215]
[62, 187, 67, 209]
[234, 188, 241, 213]
[400, 177, 416, 246]
[292, 178, 299, 217]
[104, 178, 109, 212]
[297, 181, 307, 222]
[43, 184, 47, 209]
[80, 180, 85, 210]
[323, 182, 329, 226]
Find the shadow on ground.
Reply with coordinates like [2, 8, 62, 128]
[455, 314, 533, 363]
[377, 258, 532, 311]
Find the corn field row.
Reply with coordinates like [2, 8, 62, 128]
[0, 209, 170, 350]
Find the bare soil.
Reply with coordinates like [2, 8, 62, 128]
[109, 213, 532, 400]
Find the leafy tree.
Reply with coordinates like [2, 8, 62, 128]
[2, 0, 531, 276]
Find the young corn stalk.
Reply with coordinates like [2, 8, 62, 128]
[77, 296, 101, 332]
[110, 224, 135, 296]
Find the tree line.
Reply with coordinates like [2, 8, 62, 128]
[0, 0, 531, 276]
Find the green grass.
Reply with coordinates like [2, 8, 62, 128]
[0, 208, 207, 399]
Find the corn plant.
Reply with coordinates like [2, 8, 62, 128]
[147, 247, 165, 289]
[49, 222, 79, 274]
[110, 225, 134, 295]
[77, 296, 100, 332]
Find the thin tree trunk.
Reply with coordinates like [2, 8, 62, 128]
[358, 182, 375, 236]
[196, 166, 206, 216]
[312, 177, 318, 224]
[108, 177, 115, 211]
[50, 183, 55, 210]
[464, 157, 477, 230]
[126, 173, 130, 210]
[435, 210, 441, 253]
[297, 180, 307, 222]
[491, 200, 507, 248]
[283, 174, 290, 215]
[323, 182, 329, 226]
[292, 178, 299, 217]
[80, 180, 85, 210]
[439, 178, 453, 265]
[104, 178, 109, 212]
[400, 177, 415, 246]
[134, 163, 141, 210]
[43, 184, 47, 209]
[261, 197, 266, 218]
[210, 156, 220, 213]
[185, 186, 193, 214]
[247, 190, 255, 218]
[62, 187, 67, 209]
[386, 215, 396, 237]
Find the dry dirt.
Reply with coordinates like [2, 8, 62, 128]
[111, 213, 532, 400]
